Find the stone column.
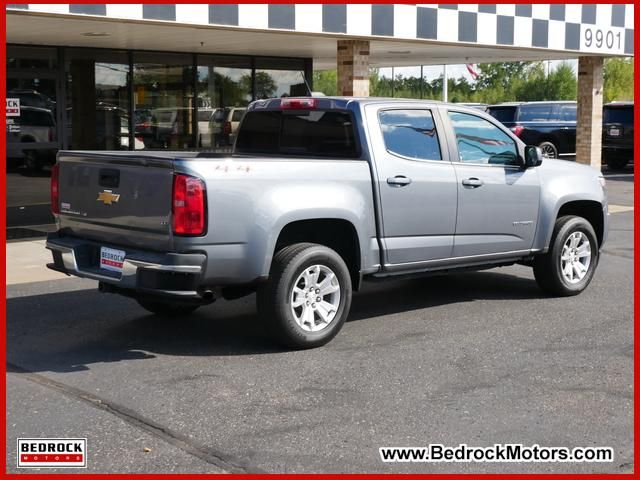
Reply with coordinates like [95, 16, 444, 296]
[337, 40, 370, 97]
[576, 56, 604, 169]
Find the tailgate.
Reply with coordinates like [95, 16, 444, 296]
[57, 151, 176, 251]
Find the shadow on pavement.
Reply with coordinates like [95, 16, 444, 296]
[7, 270, 544, 373]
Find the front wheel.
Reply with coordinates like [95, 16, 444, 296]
[533, 216, 599, 296]
[257, 243, 352, 349]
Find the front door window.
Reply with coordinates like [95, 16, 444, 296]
[448, 111, 518, 166]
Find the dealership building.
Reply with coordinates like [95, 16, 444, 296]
[5, 3, 635, 236]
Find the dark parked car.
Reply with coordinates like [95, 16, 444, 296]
[602, 101, 634, 170]
[487, 101, 577, 159]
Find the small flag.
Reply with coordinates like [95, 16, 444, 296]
[466, 64, 480, 79]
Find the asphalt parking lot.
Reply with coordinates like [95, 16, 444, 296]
[6, 167, 634, 474]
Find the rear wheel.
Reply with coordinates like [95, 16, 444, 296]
[538, 141, 558, 159]
[533, 216, 599, 296]
[257, 243, 352, 349]
[136, 299, 200, 317]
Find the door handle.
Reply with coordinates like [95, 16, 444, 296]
[461, 177, 484, 188]
[387, 175, 412, 187]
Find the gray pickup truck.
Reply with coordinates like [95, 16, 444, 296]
[47, 97, 608, 348]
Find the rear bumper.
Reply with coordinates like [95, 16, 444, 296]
[603, 145, 633, 158]
[46, 233, 210, 301]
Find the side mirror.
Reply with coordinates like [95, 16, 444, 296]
[524, 145, 544, 168]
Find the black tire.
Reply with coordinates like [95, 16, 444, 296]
[136, 299, 200, 317]
[257, 243, 352, 349]
[538, 141, 558, 159]
[606, 156, 628, 170]
[533, 215, 599, 296]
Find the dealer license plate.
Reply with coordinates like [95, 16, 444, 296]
[100, 246, 126, 273]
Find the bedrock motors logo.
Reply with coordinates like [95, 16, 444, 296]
[17, 439, 87, 468]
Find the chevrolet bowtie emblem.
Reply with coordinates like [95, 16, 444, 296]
[97, 190, 120, 205]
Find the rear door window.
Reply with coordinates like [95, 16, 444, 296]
[212, 109, 225, 122]
[486, 107, 517, 123]
[560, 104, 577, 122]
[198, 110, 213, 122]
[517, 105, 552, 122]
[231, 110, 245, 122]
[378, 109, 442, 161]
[235, 110, 359, 158]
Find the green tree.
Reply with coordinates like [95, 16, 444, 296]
[475, 62, 529, 92]
[514, 61, 576, 101]
[545, 62, 577, 100]
[448, 77, 474, 102]
[369, 68, 393, 97]
[312, 70, 337, 96]
[242, 71, 277, 99]
[603, 58, 634, 103]
[313, 60, 586, 104]
[513, 62, 548, 101]
[198, 71, 251, 107]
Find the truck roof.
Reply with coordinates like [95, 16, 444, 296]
[248, 96, 483, 112]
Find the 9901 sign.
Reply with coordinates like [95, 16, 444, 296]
[581, 26, 625, 54]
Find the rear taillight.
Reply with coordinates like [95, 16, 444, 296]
[48, 129, 54, 142]
[51, 163, 60, 215]
[172, 173, 206, 236]
[223, 121, 232, 135]
[511, 125, 524, 137]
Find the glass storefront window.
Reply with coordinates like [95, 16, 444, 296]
[65, 50, 130, 150]
[6, 44, 311, 236]
[133, 53, 195, 150]
[197, 56, 251, 150]
[6, 46, 59, 234]
[7, 45, 57, 70]
[254, 58, 309, 99]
